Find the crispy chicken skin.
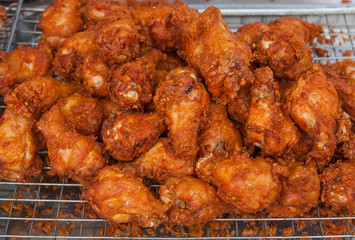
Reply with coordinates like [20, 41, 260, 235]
[340, 130, 355, 161]
[321, 161, 355, 214]
[98, 98, 122, 121]
[84, 0, 130, 28]
[107, 48, 164, 109]
[204, 154, 281, 213]
[154, 67, 210, 158]
[159, 176, 228, 226]
[83, 165, 169, 228]
[246, 67, 299, 157]
[129, 138, 195, 184]
[58, 93, 103, 136]
[285, 64, 340, 171]
[0, 43, 53, 96]
[234, 22, 270, 48]
[268, 17, 323, 44]
[267, 162, 320, 217]
[37, 103, 107, 184]
[0, 105, 41, 182]
[101, 112, 166, 161]
[38, 0, 83, 49]
[81, 55, 109, 98]
[199, 102, 243, 158]
[321, 59, 355, 121]
[4, 76, 80, 119]
[171, 4, 253, 104]
[96, 18, 143, 65]
[53, 28, 97, 81]
[226, 85, 251, 125]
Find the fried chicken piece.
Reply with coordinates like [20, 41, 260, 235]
[198, 154, 281, 213]
[106, 48, 164, 109]
[81, 55, 109, 98]
[129, 0, 184, 51]
[101, 112, 166, 161]
[84, 0, 130, 28]
[340, 130, 355, 161]
[226, 85, 251, 125]
[268, 17, 323, 44]
[154, 67, 210, 158]
[159, 176, 228, 226]
[98, 98, 122, 121]
[38, 0, 83, 49]
[199, 102, 243, 158]
[4, 76, 80, 119]
[0, 5, 7, 29]
[321, 161, 355, 214]
[129, 138, 195, 184]
[234, 22, 270, 48]
[96, 18, 143, 65]
[0, 105, 41, 182]
[37, 103, 107, 184]
[83, 165, 168, 228]
[58, 93, 103, 136]
[171, 4, 254, 104]
[285, 64, 340, 171]
[246, 67, 299, 157]
[267, 162, 320, 217]
[321, 59, 355, 121]
[53, 28, 97, 81]
[0, 43, 53, 96]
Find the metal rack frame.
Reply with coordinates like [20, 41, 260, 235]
[0, 1, 354, 239]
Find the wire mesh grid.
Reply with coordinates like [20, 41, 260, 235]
[0, 1, 355, 239]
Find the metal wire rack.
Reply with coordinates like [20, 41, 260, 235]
[0, 0, 355, 239]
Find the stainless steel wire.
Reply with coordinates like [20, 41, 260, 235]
[0, 1, 354, 239]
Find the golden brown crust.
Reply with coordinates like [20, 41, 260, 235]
[83, 165, 169, 228]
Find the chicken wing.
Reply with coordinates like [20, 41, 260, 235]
[285, 64, 340, 171]
[321, 161, 355, 214]
[38, 0, 83, 49]
[83, 165, 168, 228]
[154, 67, 210, 158]
[321, 59, 355, 121]
[246, 67, 299, 157]
[101, 112, 166, 161]
[37, 102, 107, 184]
[199, 102, 243, 158]
[58, 93, 103, 136]
[267, 162, 320, 217]
[128, 138, 195, 184]
[159, 176, 229, 226]
[0, 43, 53, 96]
[106, 48, 164, 109]
[171, 3, 254, 104]
[4, 76, 80, 119]
[0, 105, 41, 182]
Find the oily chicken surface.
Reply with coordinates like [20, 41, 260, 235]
[83, 165, 169, 228]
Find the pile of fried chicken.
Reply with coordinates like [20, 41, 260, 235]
[0, 0, 354, 229]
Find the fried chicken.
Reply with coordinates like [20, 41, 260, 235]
[4, 76, 80, 119]
[0, 5, 7, 29]
[83, 165, 169, 228]
[321, 161, 355, 214]
[197, 154, 281, 213]
[154, 67, 210, 158]
[267, 162, 320, 217]
[285, 64, 340, 171]
[106, 48, 164, 109]
[38, 0, 83, 49]
[234, 22, 270, 48]
[101, 112, 166, 161]
[159, 176, 229, 226]
[0, 105, 41, 182]
[129, 138, 195, 184]
[58, 93, 103, 136]
[0, 43, 53, 96]
[321, 59, 355, 121]
[37, 102, 107, 184]
[199, 102, 243, 158]
[98, 98, 122, 121]
[226, 85, 251, 125]
[246, 67, 299, 157]
[170, 3, 254, 104]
